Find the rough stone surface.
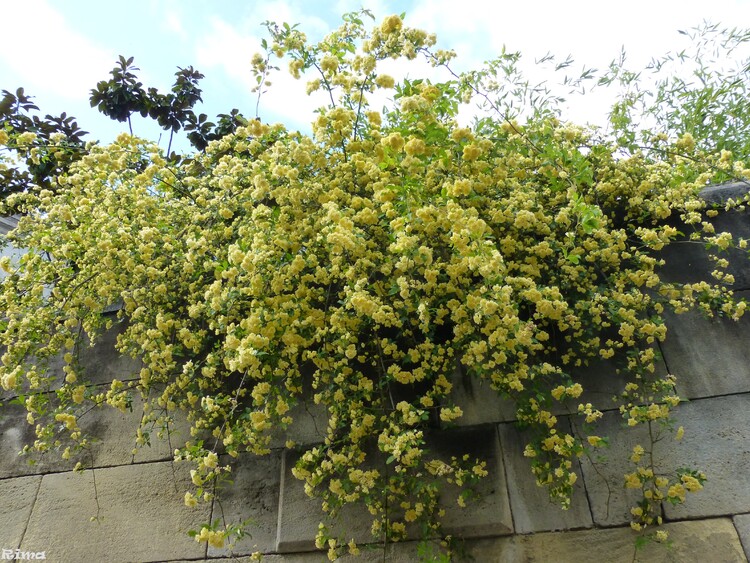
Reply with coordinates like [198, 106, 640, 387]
[77, 318, 144, 385]
[4, 184, 750, 561]
[497, 419, 593, 533]
[464, 517, 747, 563]
[659, 394, 750, 520]
[0, 319, 138, 401]
[206, 450, 282, 558]
[41, 317, 143, 389]
[431, 425, 514, 539]
[700, 182, 750, 206]
[204, 554, 335, 563]
[735, 513, 750, 561]
[0, 393, 188, 478]
[81, 392, 193, 468]
[580, 393, 750, 526]
[567, 349, 669, 413]
[658, 189, 750, 291]
[276, 425, 513, 553]
[0, 402, 40, 478]
[0, 400, 83, 478]
[577, 409, 661, 527]
[267, 364, 332, 449]
[271, 398, 328, 449]
[194, 518, 748, 562]
[275, 448, 376, 553]
[0, 475, 41, 549]
[450, 346, 669, 429]
[660, 290, 750, 398]
[449, 365, 516, 425]
[20, 461, 210, 562]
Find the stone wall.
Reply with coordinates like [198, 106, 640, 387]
[2, 184, 750, 562]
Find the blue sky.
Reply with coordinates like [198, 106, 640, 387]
[3, 0, 750, 153]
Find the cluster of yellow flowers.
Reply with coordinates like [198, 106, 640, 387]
[1, 10, 748, 557]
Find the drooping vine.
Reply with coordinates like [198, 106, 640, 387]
[1, 11, 749, 560]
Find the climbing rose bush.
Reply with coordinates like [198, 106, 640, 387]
[1, 11, 749, 558]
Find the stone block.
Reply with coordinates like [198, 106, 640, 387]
[735, 513, 750, 561]
[450, 345, 670, 431]
[268, 363, 332, 449]
[431, 425, 514, 539]
[275, 447, 374, 553]
[449, 365, 516, 425]
[204, 554, 340, 563]
[577, 409, 659, 527]
[201, 518, 748, 562]
[271, 398, 328, 449]
[80, 396, 190, 466]
[658, 183, 750, 291]
[580, 393, 750, 526]
[276, 425, 513, 553]
[497, 419, 593, 533]
[0, 401, 35, 476]
[464, 517, 746, 563]
[0, 475, 41, 549]
[20, 461, 210, 562]
[660, 290, 750, 398]
[566, 349, 669, 414]
[206, 450, 282, 558]
[700, 182, 750, 206]
[38, 317, 142, 391]
[659, 394, 750, 520]
[0, 400, 75, 478]
[0, 391, 188, 478]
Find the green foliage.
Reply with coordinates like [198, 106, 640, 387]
[1, 11, 750, 561]
[0, 56, 247, 213]
[88, 55, 248, 158]
[598, 22, 750, 160]
[0, 87, 88, 204]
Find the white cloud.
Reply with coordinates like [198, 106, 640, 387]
[384, 0, 750, 128]
[405, 0, 750, 70]
[253, 0, 331, 39]
[0, 0, 114, 100]
[11, 0, 742, 136]
[164, 9, 188, 41]
[195, 17, 259, 75]
[334, 0, 395, 21]
[193, 1, 371, 129]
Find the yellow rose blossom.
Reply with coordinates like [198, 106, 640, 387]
[587, 435, 603, 447]
[0, 15, 735, 552]
[462, 144, 482, 160]
[380, 14, 403, 34]
[375, 74, 395, 89]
